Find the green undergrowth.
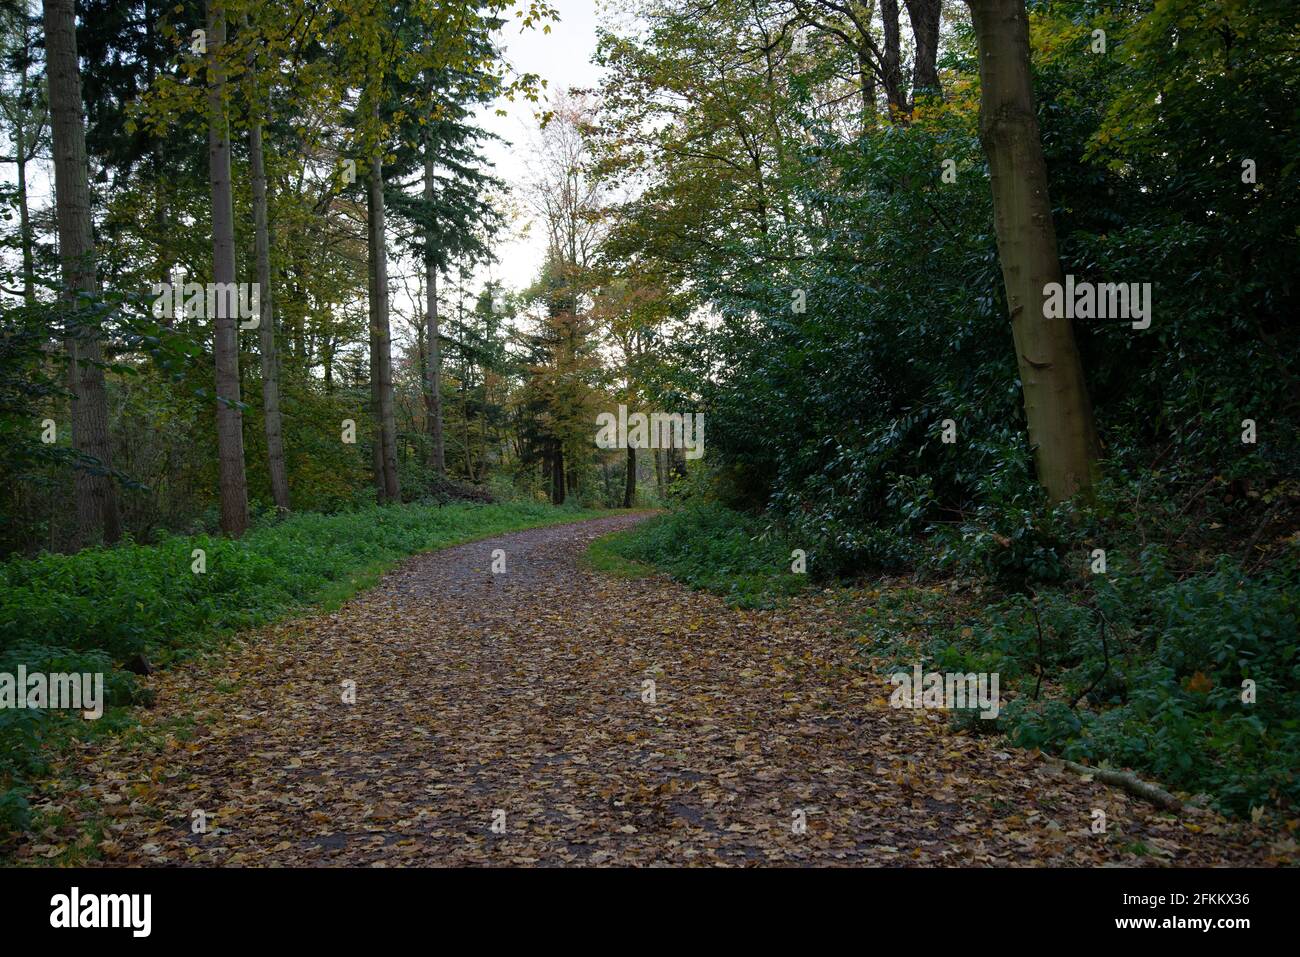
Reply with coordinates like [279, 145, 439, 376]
[589, 503, 812, 608]
[850, 547, 1299, 821]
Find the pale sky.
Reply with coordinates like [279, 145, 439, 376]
[473, 0, 611, 294]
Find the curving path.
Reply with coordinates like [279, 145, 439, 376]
[33, 513, 1286, 866]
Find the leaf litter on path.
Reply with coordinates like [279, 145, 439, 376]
[24, 514, 1287, 866]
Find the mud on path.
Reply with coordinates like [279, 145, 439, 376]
[31, 513, 1283, 866]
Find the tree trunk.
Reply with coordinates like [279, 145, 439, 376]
[322, 336, 334, 391]
[478, 380, 489, 480]
[205, 0, 249, 536]
[967, 0, 1099, 502]
[423, 132, 446, 474]
[655, 447, 665, 490]
[461, 359, 472, 478]
[905, 0, 943, 101]
[673, 446, 687, 479]
[367, 138, 401, 503]
[44, 0, 122, 548]
[623, 444, 636, 508]
[14, 16, 37, 304]
[147, 2, 168, 299]
[245, 18, 290, 512]
[550, 441, 566, 505]
[880, 0, 908, 114]
[15, 111, 35, 304]
[856, 46, 877, 132]
[369, 237, 383, 500]
[370, 400, 384, 499]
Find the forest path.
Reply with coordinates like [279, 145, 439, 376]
[49, 513, 1278, 866]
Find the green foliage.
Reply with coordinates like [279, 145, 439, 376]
[856, 543, 1300, 819]
[584, 525, 655, 580]
[0, 500, 600, 665]
[1026, 549, 1297, 818]
[595, 503, 811, 608]
[929, 492, 1079, 589]
[594, 0, 1298, 574]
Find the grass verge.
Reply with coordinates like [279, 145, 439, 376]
[587, 503, 811, 608]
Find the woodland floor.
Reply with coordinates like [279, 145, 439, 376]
[22, 513, 1291, 866]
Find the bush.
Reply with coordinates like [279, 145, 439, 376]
[868, 544, 1300, 818]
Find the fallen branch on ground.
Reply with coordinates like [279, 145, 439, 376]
[1042, 755, 1183, 812]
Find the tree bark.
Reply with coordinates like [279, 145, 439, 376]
[367, 108, 400, 503]
[967, 0, 1099, 502]
[880, 0, 908, 114]
[206, 0, 249, 536]
[461, 356, 472, 478]
[43, 0, 121, 547]
[11, 41, 36, 305]
[623, 443, 636, 508]
[423, 129, 446, 474]
[550, 441, 566, 505]
[245, 16, 290, 512]
[478, 378, 489, 480]
[1044, 755, 1182, 812]
[16, 127, 34, 302]
[2, 9, 41, 302]
[904, 0, 943, 101]
[856, 46, 877, 131]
